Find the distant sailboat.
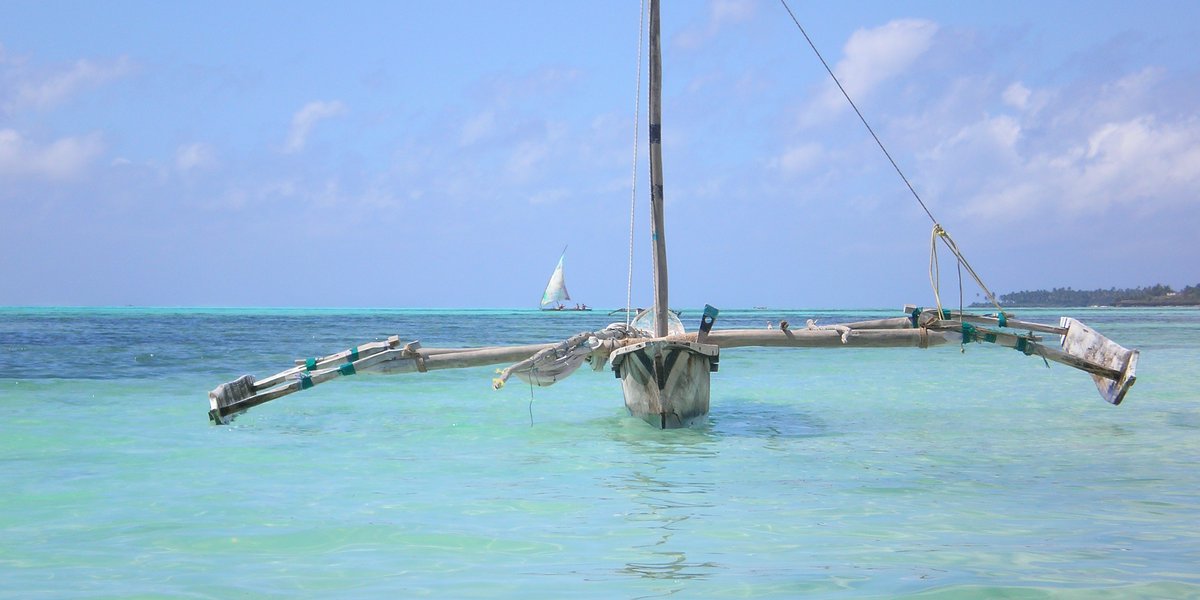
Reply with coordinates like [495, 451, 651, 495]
[540, 247, 590, 311]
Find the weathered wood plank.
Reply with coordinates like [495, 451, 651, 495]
[368, 343, 557, 374]
[247, 336, 402, 390]
[906, 305, 1067, 335]
[953, 313, 1066, 335]
[648, 0, 670, 338]
[692, 328, 953, 349]
[612, 340, 718, 429]
[926, 318, 1124, 380]
[1059, 317, 1139, 405]
[836, 317, 915, 330]
[209, 342, 560, 422]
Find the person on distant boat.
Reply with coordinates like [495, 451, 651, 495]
[767, 321, 774, 329]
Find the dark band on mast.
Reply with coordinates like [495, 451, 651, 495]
[649, 123, 661, 144]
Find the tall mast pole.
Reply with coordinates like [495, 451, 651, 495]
[648, 0, 669, 337]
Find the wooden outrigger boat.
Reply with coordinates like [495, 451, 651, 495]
[207, 0, 1138, 428]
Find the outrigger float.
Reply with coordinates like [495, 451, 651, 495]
[207, 0, 1138, 428]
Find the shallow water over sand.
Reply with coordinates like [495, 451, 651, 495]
[2, 307, 1197, 598]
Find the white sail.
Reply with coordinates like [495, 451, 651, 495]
[540, 250, 571, 307]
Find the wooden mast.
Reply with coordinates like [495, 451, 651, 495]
[648, 0, 669, 337]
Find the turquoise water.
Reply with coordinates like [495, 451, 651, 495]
[2, 307, 1198, 598]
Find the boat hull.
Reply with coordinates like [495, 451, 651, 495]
[611, 340, 719, 429]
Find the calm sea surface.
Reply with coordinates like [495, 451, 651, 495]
[2, 307, 1197, 598]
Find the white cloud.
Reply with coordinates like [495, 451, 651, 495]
[460, 111, 496, 147]
[936, 115, 1022, 159]
[1002, 82, 1031, 110]
[676, 0, 756, 49]
[1071, 116, 1200, 211]
[809, 29, 1200, 227]
[949, 115, 1200, 220]
[473, 67, 581, 108]
[505, 122, 567, 182]
[528, 188, 569, 205]
[770, 142, 823, 176]
[840, 19, 937, 96]
[210, 179, 299, 210]
[713, 0, 754, 21]
[175, 142, 217, 172]
[806, 19, 938, 123]
[207, 175, 402, 214]
[0, 128, 104, 180]
[4, 55, 133, 112]
[507, 139, 550, 182]
[283, 100, 346, 153]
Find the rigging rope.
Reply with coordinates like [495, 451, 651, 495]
[779, 0, 1005, 316]
[528, 377, 535, 426]
[625, 0, 646, 326]
[929, 226, 945, 315]
[958, 253, 966, 352]
[932, 225, 1004, 314]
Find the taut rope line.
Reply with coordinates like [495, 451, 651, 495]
[625, 0, 647, 326]
[779, 0, 1004, 315]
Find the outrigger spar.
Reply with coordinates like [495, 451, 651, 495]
[208, 1, 1138, 428]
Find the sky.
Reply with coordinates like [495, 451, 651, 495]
[2, 0, 1198, 309]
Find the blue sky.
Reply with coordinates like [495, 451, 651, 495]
[2, 0, 1198, 309]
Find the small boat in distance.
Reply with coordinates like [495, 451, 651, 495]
[540, 247, 591, 311]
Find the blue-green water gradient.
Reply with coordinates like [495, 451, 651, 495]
[2, 307, 1197, 598]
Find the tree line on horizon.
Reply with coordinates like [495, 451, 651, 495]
[971, 284, 1200, 307]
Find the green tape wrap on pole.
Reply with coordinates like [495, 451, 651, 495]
[305, 358, 317, 371]
[299, 373, 313, 389]
[338, 362, 357, 376]
[348, 346, 359, 361]
[997, 312, 1008, 328]
[961, 322, 977, 343]
[910, 307, 921, 328]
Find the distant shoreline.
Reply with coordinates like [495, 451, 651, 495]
[971, 302, 1200, 308]
[970, 283, 1200, 308]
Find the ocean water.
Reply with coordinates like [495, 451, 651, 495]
[2, 306, 1198, 598]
